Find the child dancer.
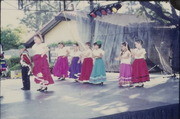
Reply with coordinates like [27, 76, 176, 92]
[131, 39, 150, 87]
[115, 42, 132, 87]
[69, 43, 82, 80]
[78, 42, 93, 83]
[32, 34, 54, 92]
[89, 41, 106, 85]
[52, 42, 69, 80]
[19, 45, 32, 90]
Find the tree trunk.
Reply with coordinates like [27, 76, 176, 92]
[140, 2, 179, 27]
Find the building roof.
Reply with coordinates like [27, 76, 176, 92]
[25, 11, 154, 48]
[25, 12, 70, 48]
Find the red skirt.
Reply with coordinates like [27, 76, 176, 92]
[132, 59, 150, 83]
[79, 58, 93, 81]
[32, 54, 54, 85]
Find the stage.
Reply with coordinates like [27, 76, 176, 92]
[1, 73, 179, 119]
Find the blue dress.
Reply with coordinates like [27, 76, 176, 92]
[89, 49, 106, 84]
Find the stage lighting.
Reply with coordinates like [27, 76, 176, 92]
[106, 5, 113, 14]
[112, 7, 118, 13]
[114, 3, 122, 10]
[95, 10, 102, 17]
[112, 3, 122, 13]
[88, 2, 122, 18]
[90, 12, 97, 18]
[101, 8, 107, 15]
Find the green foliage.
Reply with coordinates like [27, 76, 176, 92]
[4, 57, 21, 77]
[48, 43, 58, 48]
[6, 57, 20, 69]
[124, 2, 139, 14]
[20, 1, 62, 31]
[10, 64, 21, 71]
[138, 2, 179, 27]
[48, 41, 77, 48]
[64, 40, 77, 45]
[1, 27, 23, 51]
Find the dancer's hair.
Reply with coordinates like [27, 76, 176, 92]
[85, 42, 91, 48]
[121, 42, 131, 56]
[74, 43, 79, 46]
[34, 33, 43, 42]
[135, 39, 143, 45]
[58, 42, 65, 47]
[93, 42, 102, 48]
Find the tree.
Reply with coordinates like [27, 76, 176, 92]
[19, 1, 80, 32]
[1, 26, 23, 51]
[138, 2, 179, 28]
[20, 1, 62, 32]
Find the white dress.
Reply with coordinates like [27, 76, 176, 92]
[32, 43, 48, 55]
[70, 50, 82, 57]
[92, 49, 105, 57]
[121, 51, 131, 64]
[83, 49, 93, 58]
[133, 48, 146, 59]
[55, 47, 68, 56]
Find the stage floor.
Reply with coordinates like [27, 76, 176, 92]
[1, 73, 179, 119]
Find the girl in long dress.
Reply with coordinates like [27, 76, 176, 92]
[78, 42, 93, 83]
[32, 34, 54, 92]
[115, 42, 132, 87]
[52, 42, 69, 80]
[131, 39, 150, 87]
[69, 43, 82, 80]
[89, 41, 106, 85]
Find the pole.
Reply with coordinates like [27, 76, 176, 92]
[89, 0, 95, 44]
[63, 0, 66, 11]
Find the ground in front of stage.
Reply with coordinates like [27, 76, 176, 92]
[1, 73, 179, 119]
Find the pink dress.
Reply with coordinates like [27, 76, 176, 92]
[52, 47, 69, 78]
[118, 51, 132, 85]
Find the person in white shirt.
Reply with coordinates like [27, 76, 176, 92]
[69, 43, 82, 80]
[78, 42, 93, 83]
[115, 42, 132, 87]
[32, 33, 54, 92]
[52, 42, 69, 80]
[131, 39, 150, 87]
[89, 41, 106, 85]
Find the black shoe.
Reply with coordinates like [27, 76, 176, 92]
[135, 84, 144, 88]
[99, 82, 103, 85]
[74, 79, 79, 82]
[59, 77, 65, 81]
[61, 78, 65, 80]
[37, 87, 43, 91]
[129, 84, 134, 87]
[140, 84, 144, 87]
[21, 88, 30, 91]
[119, 85, 124, 88]
[40, 87, 48, 92]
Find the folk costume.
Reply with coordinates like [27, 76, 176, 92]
[118, 50, 132, 86]
[53, 47, 69, 79]
[131, 48, 150, 84]
[78, 49, 93, 82]
[19, 45, 32, 90]
[69, 50, 82, 79]
[89, 41, 106, 85]
[32, 43, 54, 90]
